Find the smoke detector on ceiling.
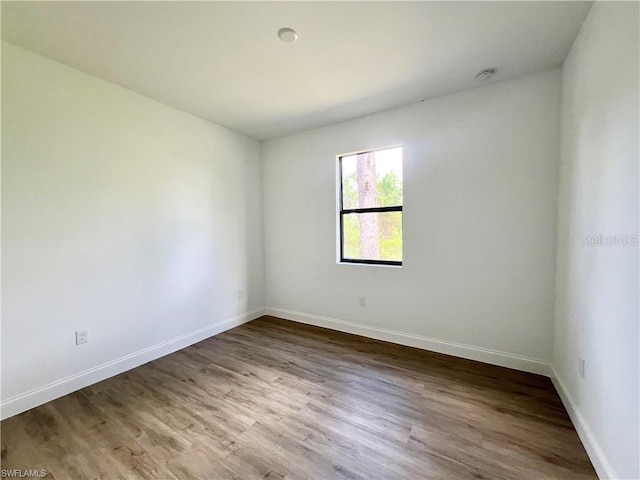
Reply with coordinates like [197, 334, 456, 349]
[475, 68, 497, 81]
[278, 27, 298, 43]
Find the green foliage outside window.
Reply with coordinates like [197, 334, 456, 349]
[342, 171, 402, 262]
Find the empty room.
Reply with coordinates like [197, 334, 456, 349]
[1, 1, 638, 479]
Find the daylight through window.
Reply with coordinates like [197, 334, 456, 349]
[339, 146, 403, 265]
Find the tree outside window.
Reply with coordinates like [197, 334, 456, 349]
[339, 147, 403, 265]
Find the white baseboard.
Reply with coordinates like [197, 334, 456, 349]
[550, 366, 615, 480]
[264, 307, 551, 376]
[0, 308, 265, 420]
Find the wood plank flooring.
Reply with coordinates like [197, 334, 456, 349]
[1, 316, 596, 479]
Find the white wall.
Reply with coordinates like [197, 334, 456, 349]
[553, 3, 639, 479]
[1, 42, 265, 418]
[263, 69, 561, 372]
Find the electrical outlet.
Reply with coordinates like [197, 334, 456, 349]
[238, 290, 245, 299]
[75, 329, 88, 345]
[578, 357, 586, 378]
[359, 296, 366, 307]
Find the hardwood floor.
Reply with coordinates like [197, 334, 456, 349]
[1, 316, 596, 479]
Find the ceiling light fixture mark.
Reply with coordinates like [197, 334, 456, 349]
[278, 27, 298, 43]
[475, 68, 497, 81]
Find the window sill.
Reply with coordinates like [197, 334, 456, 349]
[337, 261, 402, 269]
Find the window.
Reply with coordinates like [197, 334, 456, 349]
[339, 146, 403, 266]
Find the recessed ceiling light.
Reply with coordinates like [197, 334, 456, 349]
[278, 27, 298, 43]
[475, 68, 497, 81]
